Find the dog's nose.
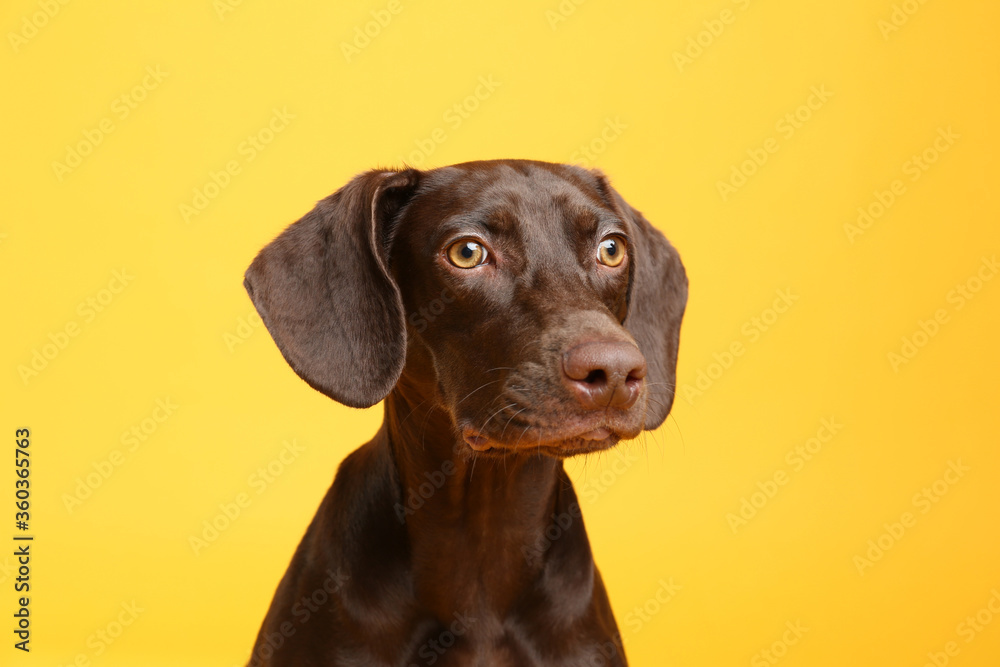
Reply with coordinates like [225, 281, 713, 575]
[562, 341, 646, 410]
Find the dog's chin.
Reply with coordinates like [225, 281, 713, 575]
[460, 422, 634, 460]
[535, 429, 623, 459]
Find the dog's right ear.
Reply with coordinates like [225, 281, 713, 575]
[244, 169, 421, 408]
[590, 170, 688, 430]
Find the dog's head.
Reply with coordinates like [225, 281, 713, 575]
[245, 160, 687, 458]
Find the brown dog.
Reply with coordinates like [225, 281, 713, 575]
[243, 159, 687, 666]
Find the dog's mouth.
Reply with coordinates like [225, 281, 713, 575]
[461, 422, 626, 459]
[454, 364, 648, 459]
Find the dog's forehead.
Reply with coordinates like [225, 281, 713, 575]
[446, 161, 596, 205]
[415, 161, 610, 242]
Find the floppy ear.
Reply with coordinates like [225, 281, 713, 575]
[594, 173, 688, 429]
[244, 169, 421, 408]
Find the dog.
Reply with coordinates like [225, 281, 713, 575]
[243, 159, 687, 666]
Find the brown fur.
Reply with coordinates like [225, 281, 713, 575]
[243, 160, 687, 665]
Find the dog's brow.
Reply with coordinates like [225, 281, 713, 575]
[596, 214, 628, 238]
[437, 207, 519, 239]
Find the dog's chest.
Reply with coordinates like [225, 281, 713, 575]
[396, 613, 617, 667]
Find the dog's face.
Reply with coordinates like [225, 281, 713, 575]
[244, 160, 686, 459]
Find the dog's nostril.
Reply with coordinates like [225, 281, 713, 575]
[563, 341, 646, 410]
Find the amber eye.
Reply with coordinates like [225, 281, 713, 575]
[446, 239, 488, 268]
[597, 236, 626, 267]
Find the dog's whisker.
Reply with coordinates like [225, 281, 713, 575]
[455, 379, 504, 408]
[499, 406, 530, 442]
[667, 410, 687, 456]
[398, 397, 431, 429]
[478, 402, 518, 435]
[514, 422, 533, 450]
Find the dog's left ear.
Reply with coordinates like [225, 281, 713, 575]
[244, 169, 421, 408]
[593, 172, 688, 429]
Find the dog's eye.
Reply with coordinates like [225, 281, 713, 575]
[446, 239, 488, 268]
[597, 236, 627, 267]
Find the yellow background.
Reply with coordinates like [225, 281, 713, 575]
[3, 0, 999, 664]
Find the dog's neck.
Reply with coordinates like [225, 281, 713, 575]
[380, 372, 595, 621]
